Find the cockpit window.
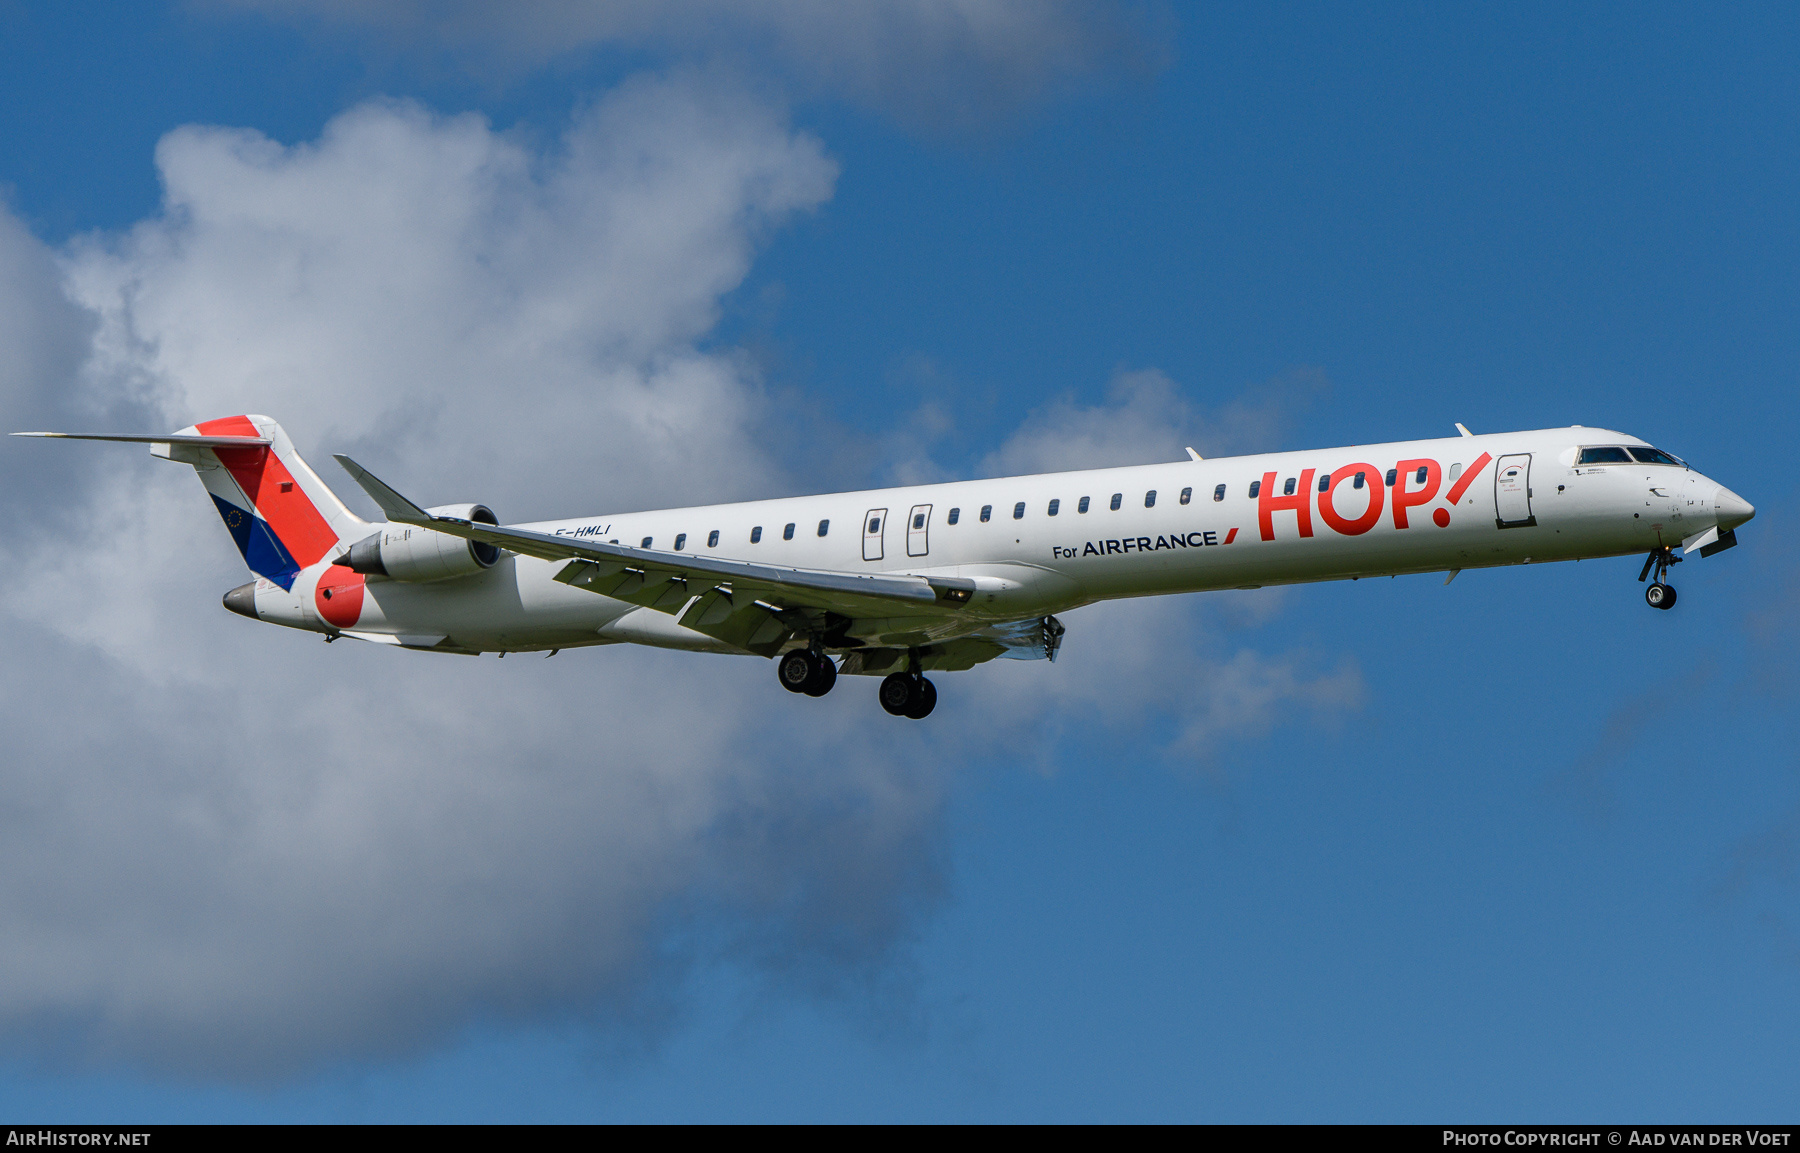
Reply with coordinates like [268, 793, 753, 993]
[1628, 446, 1685, 466]
[1577, 446, 1634, 464]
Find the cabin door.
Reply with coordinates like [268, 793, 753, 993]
[1494, 454, 1536, 528]
[862, 508, 887, 561]
[906, 504, 932, 557]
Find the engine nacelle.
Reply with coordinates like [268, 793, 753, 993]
[342, 504, 501, 582]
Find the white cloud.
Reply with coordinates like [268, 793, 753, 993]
[62, 73, 835, 517]
[0, 71, 1355, 1078]
[0, 74, 953, 1077]
[222, 0, 1169, 131]
[979, 365, 1328, 479]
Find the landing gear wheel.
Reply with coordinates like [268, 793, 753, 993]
[778, 650, 815, 693]
[879, 673, 936, 719]
[903, 677, 936, 719]
[879, 673, 914, 716]
[1638, 548, 1682, 609]
[802, 654, 837, 697]
[780, 650, 838, 695]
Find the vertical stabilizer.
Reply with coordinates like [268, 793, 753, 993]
[164, 415, 367, 590]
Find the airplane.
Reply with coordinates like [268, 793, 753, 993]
[15, 415, 1754, 720]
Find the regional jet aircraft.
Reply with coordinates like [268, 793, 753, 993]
[17, 416, 1754, 719]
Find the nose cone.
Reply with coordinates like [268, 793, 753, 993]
[222, 581, 259, 619]
[1714, 486, 1755, 531]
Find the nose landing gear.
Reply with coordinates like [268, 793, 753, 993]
[777, 648, 837, 696]
[1638, 547, 1680, 611]
[879, 672, 937, 719]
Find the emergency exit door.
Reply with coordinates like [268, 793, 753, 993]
[863, 508, 887, 561]
[1494, 454, 1536, 528]
[906, 504, 932, 557]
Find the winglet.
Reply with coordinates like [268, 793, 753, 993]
[1455, 423, 1474, 438]
[1185, 447, 1203, 461]
[333, 455, 434, 526]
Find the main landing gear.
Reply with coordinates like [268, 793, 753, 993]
[778, 648, 837, 696]
[1638, 547, 1681, 611]
[776, 648, 936, 718]
[879, 672, 937, 720]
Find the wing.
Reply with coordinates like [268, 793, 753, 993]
[333, 455, 980, 656]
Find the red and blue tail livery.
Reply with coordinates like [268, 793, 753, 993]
[186, 416, 352, 590]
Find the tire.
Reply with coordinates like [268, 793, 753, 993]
[903, 677, 936, 719]
[803, 654, 837, 697]
[1658, 584, 1677, 610]
[778, 650, 814, 692]
[879, 673, 915, 716]
[1645, 582, 1675, 610]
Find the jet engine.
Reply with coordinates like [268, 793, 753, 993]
[341, 504, 501, 582]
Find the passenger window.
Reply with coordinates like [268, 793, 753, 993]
[1318, 474, 1329, 493]
[1145, 490, 1156, 508]
[1079, 496, 1091, 513]
[641, 536, 652, 548]
[1110, 493, 1122, 511]
[783, 523, 795, 540]
[817, 519, 829, 537]
[1415, 466, 1428, 484]
[674, 533, 687, 551]
[1354, 472, 1365, 489]
[948, 508, 960, 525]
[1180, 487, 1192, 505]
[751, 526, 762, 543]
[1248, 480, 1261, 498]
[1447, 463, 1462, 484]
[868, 516, 881, 534]
[1283, 477, 1296, 496]
[1048, 499, 1060, 516]
[708, 530, 720, 547]
[1577, 446, 1633, 464]
[913, 512, 926, 529]
[1213, 484, 1225, 502]
[1013, 502, 1026, 520]
[980, 505, 992, 522]
[1385, 468, 1397, 487]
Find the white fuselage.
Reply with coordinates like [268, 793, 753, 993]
[248, 426, 1753, 656]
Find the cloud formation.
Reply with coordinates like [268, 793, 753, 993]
[224, 0, 1169, 132]
[0, 73, 937, 1077]
[63, 73, 833, 516]
[980, 365, 1328, 479]
[0, 71, 1354, 1078]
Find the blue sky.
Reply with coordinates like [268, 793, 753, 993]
[0, 0, 1795, 1121]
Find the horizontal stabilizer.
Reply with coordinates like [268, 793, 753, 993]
[12, 431, 271, 447]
